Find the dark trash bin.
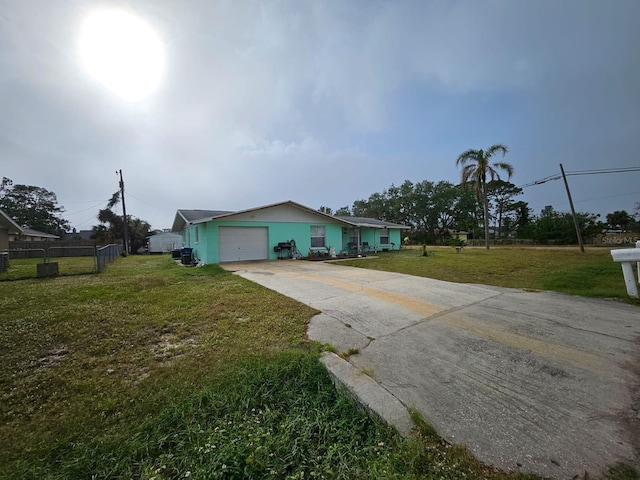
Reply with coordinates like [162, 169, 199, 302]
[171, 248, 181, 259]
[181, 248, 193, 265]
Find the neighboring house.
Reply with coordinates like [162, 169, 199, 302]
[449, 230, 471, 242]
[9, 227, 60, 242]
[171, 200, 410, 264]
[146, 231, 183, 253]
[64, 229, 94, 241]
[0, 208, 23, 251]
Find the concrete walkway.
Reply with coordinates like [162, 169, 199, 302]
[223, 259, 640, 479]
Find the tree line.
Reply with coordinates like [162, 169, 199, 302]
[0, 177, 151, 253]
[321, 141, 639, 246]
[323, 179, 638, 245]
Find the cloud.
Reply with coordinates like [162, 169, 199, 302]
[1, 0, 639, 229]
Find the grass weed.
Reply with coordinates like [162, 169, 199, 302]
[338, 348, 360, 360]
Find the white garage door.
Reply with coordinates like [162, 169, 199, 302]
[219, 227, 269, 262]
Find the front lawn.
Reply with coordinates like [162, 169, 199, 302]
[0, 255, 630, 479]
[340, 246, 639, 303]
[0, 256, 314, 477]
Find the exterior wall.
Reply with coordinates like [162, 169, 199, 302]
[178, 203, 409, 264]
[183, 223, 209, 263]
[184, 220, 345, 264]
[450, 232, 470, 242]
[360, 229, 376, 250]
[148, 233, 182, 253]
[310, 223, 343, 255]
[183, 225, 195, 259]
[0, 228, 8, 251]
[224, 205, 332, 224]
[341, 227, 403, 252]
[387, 229, 402, 250]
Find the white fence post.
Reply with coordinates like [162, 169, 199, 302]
[636, 240, 640, 281]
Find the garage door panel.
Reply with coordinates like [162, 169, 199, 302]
[219, 227, 268, 262]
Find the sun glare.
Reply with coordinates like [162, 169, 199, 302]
[79, 10, 164, 102]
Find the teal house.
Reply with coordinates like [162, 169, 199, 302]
[171, 200, 409, 264]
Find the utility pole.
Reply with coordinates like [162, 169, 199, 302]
[559, 163, 585, 253]
[117, 169, 129, 254]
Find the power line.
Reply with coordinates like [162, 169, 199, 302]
[518, 165, 640, 189]
[518, 175, 561, 188]
[574, 190, 640, 204]
[65, 198, 111, 216]
[565, 166, 640, 176]
[73, 213, 100, 229]
[124, 191, 166, 211]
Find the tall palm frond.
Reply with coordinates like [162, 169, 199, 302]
[455, 144, 512, 250]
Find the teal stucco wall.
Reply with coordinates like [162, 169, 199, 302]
[341, 227, 403, 252]
[183, 223, 209, 262]
[182, 217, 405, 264]
[186, 220, 345, 264]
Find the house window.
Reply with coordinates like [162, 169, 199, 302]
[310, 226, 326, 248]
[380, 228, 389, 244]
[195, 226, 199, 243]
[349, 229, 358, 245]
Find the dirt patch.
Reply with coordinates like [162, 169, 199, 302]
[151, 335, 196, 363]
[38, 346, 69, 367]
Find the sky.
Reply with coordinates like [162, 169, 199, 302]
[1, 0, 639, 231]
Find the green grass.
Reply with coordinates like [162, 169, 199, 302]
[0, 256, 315, 476]
[4, 350, 546, 480]
[1, 255, 636, 479]
[0, 256, 96, 279]
[340, 246, 640, 304]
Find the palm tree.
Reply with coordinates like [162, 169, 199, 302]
[456, 144, 513, 250]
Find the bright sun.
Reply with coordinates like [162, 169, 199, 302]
[79, 10, 164, 102]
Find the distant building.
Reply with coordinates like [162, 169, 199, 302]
[0, 208, 23, 251]
[64, 229, 94, 241]
[10, 227, 60, 242]
[449, 230, 471, 241]
[146, 231, 182, 254]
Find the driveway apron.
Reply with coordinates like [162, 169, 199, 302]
[224, 259, 640, 479]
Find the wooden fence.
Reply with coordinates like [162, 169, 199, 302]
[8, 240, 122, 259]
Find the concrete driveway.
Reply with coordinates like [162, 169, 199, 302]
[223, 259, 640, 479]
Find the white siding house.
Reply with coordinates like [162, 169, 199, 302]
[147, 232, 182, 253]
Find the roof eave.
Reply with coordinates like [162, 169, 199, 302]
[0, 209, 24, 234]
[195, 200, 356, 227]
